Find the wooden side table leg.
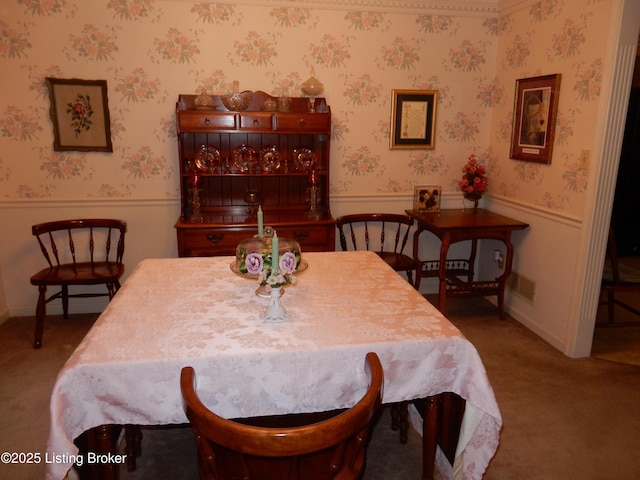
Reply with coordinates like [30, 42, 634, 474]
[501, 237, 515, 320]
[438, 239, 451, 314]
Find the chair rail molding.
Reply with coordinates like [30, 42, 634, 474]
[0, 196, 179, 209]
[171, 0, 499, 16]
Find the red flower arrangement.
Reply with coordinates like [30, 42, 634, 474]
[458, 154, 488, 196]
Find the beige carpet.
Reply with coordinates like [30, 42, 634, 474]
[2, 296, 640, 480]
[592, 287, 640, 366]
[592, 327, 640, 366]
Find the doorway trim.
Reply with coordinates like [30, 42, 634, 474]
[565, 0, 640, 357]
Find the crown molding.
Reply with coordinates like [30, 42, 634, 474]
[172, 0, 500, 16]
[498, 0, 537, 15]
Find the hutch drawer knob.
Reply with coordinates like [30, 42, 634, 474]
[298, 119, 306, 127]
[253, 119, 259, 126]
[293, 231, 309, 241]
[206, 233, 224, 243]
[204, 118, 211, 125]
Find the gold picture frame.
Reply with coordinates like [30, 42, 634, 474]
[46, 77, 113, 152]
[390, 89, 437, 149]
[413, 185, 441, 212]
[510, 74, 560, 164]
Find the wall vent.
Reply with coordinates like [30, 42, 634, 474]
[507, 271, 536, 303]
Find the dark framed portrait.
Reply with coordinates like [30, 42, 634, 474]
[510, 74, 560, 164]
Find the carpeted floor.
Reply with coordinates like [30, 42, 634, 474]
[591, 326, 640, 366]
[592, 282, 640, 366]
[2, 296, 640, 479]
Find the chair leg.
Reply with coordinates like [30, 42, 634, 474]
[406, 270, 415, 288]
[107, 281, 121, 300]
[107, 283, 116, 300]
[390, 402, 409, 444]
[607, 290, 615, 324]
[62, 284, 69, 319]
[34, 284, 47, 349]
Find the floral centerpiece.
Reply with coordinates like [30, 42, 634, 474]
[243, 251, 298, 289]
[234, 229, 301, 322]
[458, 154, 488, 200]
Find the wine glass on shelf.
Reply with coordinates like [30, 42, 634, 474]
[244, 188, 260, 217]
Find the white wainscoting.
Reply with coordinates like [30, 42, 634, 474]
[0, 198, 181, 319]
[1, 193, 590, 358]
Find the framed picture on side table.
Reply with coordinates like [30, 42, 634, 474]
[46, 77, 113, 152]
[413, 185, 441, 212]
[390, 89, 437, 149]
[510, 74, 560, 164]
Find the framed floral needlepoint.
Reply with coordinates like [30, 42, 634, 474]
[46, 78, 113, 152]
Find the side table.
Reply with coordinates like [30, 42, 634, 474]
[407, 208, 529, 319]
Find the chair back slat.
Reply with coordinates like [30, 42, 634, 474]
[336, 213, 414, 255]
[35, 236, 51, 268]
[67, 228, 77, 265]
[32, 219, 127, 268]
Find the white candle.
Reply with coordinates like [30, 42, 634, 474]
[257, 206, 264, 237]
[272, 231, 279, 273]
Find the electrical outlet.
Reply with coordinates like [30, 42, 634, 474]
[579, 149, 590, 169]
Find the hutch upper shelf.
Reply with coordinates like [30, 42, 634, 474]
[174, 91, 335, 257]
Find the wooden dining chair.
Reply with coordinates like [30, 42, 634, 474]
[598, 226, 640, 327]
[336, 213, 421, 289]
[30, 218, 126, 348]
[180, 352, 383, 480]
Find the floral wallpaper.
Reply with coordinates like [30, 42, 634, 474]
[490, 0, 611, 215]
[0, 0, 613, 220]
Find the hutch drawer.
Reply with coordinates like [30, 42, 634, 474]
[239, 113, 274, 131]
[178, 112, 236, 131]
[176, 223, 335, 257]
[276, 114, 330, 132]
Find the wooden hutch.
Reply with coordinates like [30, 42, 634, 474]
[174, 91, 335, 257]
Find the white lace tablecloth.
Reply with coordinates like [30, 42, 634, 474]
[46, 251, 501, 480]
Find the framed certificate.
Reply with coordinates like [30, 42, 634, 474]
[390, 89, 437, 149]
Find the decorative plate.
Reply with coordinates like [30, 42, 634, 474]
[259, 145, 281, 173]
[230, 259, 309, 279]
[292, 147, 316, 172]
[232, 145, 257, 173]
[195, 145, 221, 173]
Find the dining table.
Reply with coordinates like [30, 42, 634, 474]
[46, 251, 502, 480]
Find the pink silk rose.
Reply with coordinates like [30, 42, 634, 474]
[279, 252, 297, 274]
[245, 252, 264, 275]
